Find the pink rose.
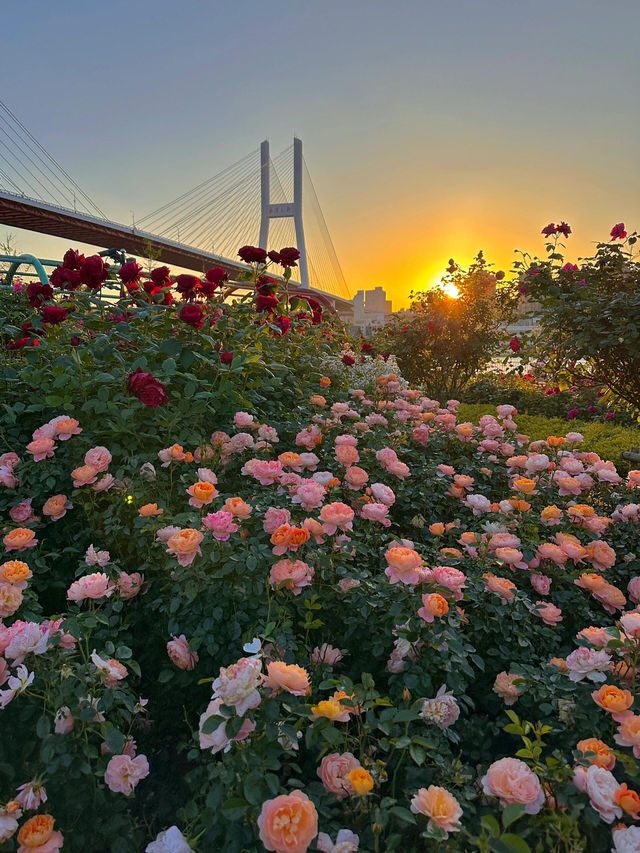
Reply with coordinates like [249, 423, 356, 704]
[67, 573, 115, 602]
[481, 757, 544, 813]
[117, 571, 144, 600]
[320, 502, 355, 535]
[167, 634, 198, 670]
[84, 446, 112, 472]
[104, 753, 150, 795]
[202, 511, 239, 541]
[317, 753, 360, 799]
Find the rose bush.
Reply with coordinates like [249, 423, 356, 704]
[0, 247, 639, 850]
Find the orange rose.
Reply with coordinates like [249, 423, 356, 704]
[429, 522, 445, 536]
[576, 738, 615, 770]
[348, 767, 374, 795]
[0, 560, 31, 584]
[547, 436, 567, 447]
[258, 790, 318, 853]
[70, 464, 99, 487]
[188, 481, 218, 504]
[483, 573, 517, 602]
[17, 814, 57, 847]
[279, 452, 303, 468]
[549, 657, 568, 672]
[513, 477, 537, 495]
[139, 503, 164, 517]
[288, 527, 310, 548]
[592, 684, 634, 720]
[320, 377, 331, 388]
[263, 660, 310, 696]
[3, 528, 37, 552]
[224, 497, 252, 519]
[614, 784, 640, 818]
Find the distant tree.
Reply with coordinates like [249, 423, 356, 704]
[520, 222, 640, 414]
[0, 232, 19, 282]
[375, 252, 518, 399]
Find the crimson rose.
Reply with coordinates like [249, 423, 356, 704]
[238, 245, 267, 264]
[41, 305, 68, 325]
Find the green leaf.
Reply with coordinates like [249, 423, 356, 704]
[481, 815, 500, 837]
[495, 833, 532, 853]
[501, 803, 526, 829]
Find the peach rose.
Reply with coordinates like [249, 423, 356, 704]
[84, 446, 112, 472]
[70, 464, 99, 487]
[535, 600, 563, 626]
[317, 752, 359, 799]
[418, 593, 449, 623]
[258, 790, 318, 853]
[483, 573, 517, 603]
[263, 661, 310, 697]
[429, 522, 445, 536]
[17, 814, 63, 852]
[344, 466, 368, 489]
[310, 696, 351, 723]
[269, 560, 314, 595]
[139, 503, 163, 517]
[104, 753, 150, 795]
[115, 572, 143, 600]
[25, 437, 56, 462]
[186, 481, 218, 508]
[54, 417, 82, 440]
[223, 497, 252, 519]
[67, 572, 115, 602]
[3, 528, 37, 553]
[410, 785, 463, 837]
[614, 714, 640, 758]
[576, 738, 616, 770]
[593, 583, 626, 614]
[167, 634, 198, 670]
[166, 528, 203, 566]
[0, 583, 23, 617]
[42, 494, 71, 521]
[319, 502, 355, 535]
[0, 560, 31, 586]
[493, 672, 523, 706]
[592, 685, 634, 721]
[384, 547, 423, 585]
[481, 757, 545, 813]
[320, 376, 331, 387]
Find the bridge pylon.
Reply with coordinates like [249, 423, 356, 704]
[259, 137, 309, 288]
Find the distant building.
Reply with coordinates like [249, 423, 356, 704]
[353, 286, 394, 336]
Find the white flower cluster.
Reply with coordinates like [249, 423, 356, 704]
[319, 353, 407, 393]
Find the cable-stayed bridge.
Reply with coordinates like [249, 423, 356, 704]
[0, 101, 351, 313]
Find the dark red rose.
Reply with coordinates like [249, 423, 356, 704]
[41, 305, 68, 325]
[205, 266, 228, 284]
[151, 266, 172, 285]
[21, 320, 36, 335]
[267, 250, 282, 264]
[179, 303, 204, 327]
[556, 221, 571, 238]
[342, 354, 355, 366]
[62, 248, 85, 270]
[127, 367, 154, 394]
[610, 222, 627, 240]
[142, 280, 156, 294]
[79, 255, 110, 289]
[256, 294, 279, 313]
[541, 223, 556, 237]
[361, 342, 373, 354]
[119, 261, 142, 285]
[50, 265, 81, 290]
[199, 280, 218, 297]
[6, 337, 32, 350]
[70, 336, 81, 347]
[495, 270, 505, 281]
[273, 316, 291, 335]
[138, 381, 168, 407]
[26, 282, 54, 307]
[381, 351, 391, 360]
[175, 274, 200, 298]
[238, 245, 267, 264]
[220, 351, 233, 364]
[427, 322, 436, 333]
[127, 367, 168, 407]
[509, 335, 521, 353]
[278, 247, 300, 267]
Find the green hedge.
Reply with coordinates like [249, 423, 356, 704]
[458, 403, 640, 472]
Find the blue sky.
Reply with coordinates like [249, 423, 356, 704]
[3, 0, 639, 304]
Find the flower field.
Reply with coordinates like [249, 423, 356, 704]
[1, 248, 640, 852]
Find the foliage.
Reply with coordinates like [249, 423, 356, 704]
[373, 252, 519, 399]
[519, 223, 640, 414]
[0, 248, 640, 852]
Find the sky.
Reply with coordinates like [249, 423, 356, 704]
[2, 0, 640, 308]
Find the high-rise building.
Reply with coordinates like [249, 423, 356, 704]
[353, 286, 393, 335]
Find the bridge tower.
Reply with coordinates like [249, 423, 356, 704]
[259, 137, 310, 288]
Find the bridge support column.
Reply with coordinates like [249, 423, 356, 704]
[257, 137, 310, 288]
